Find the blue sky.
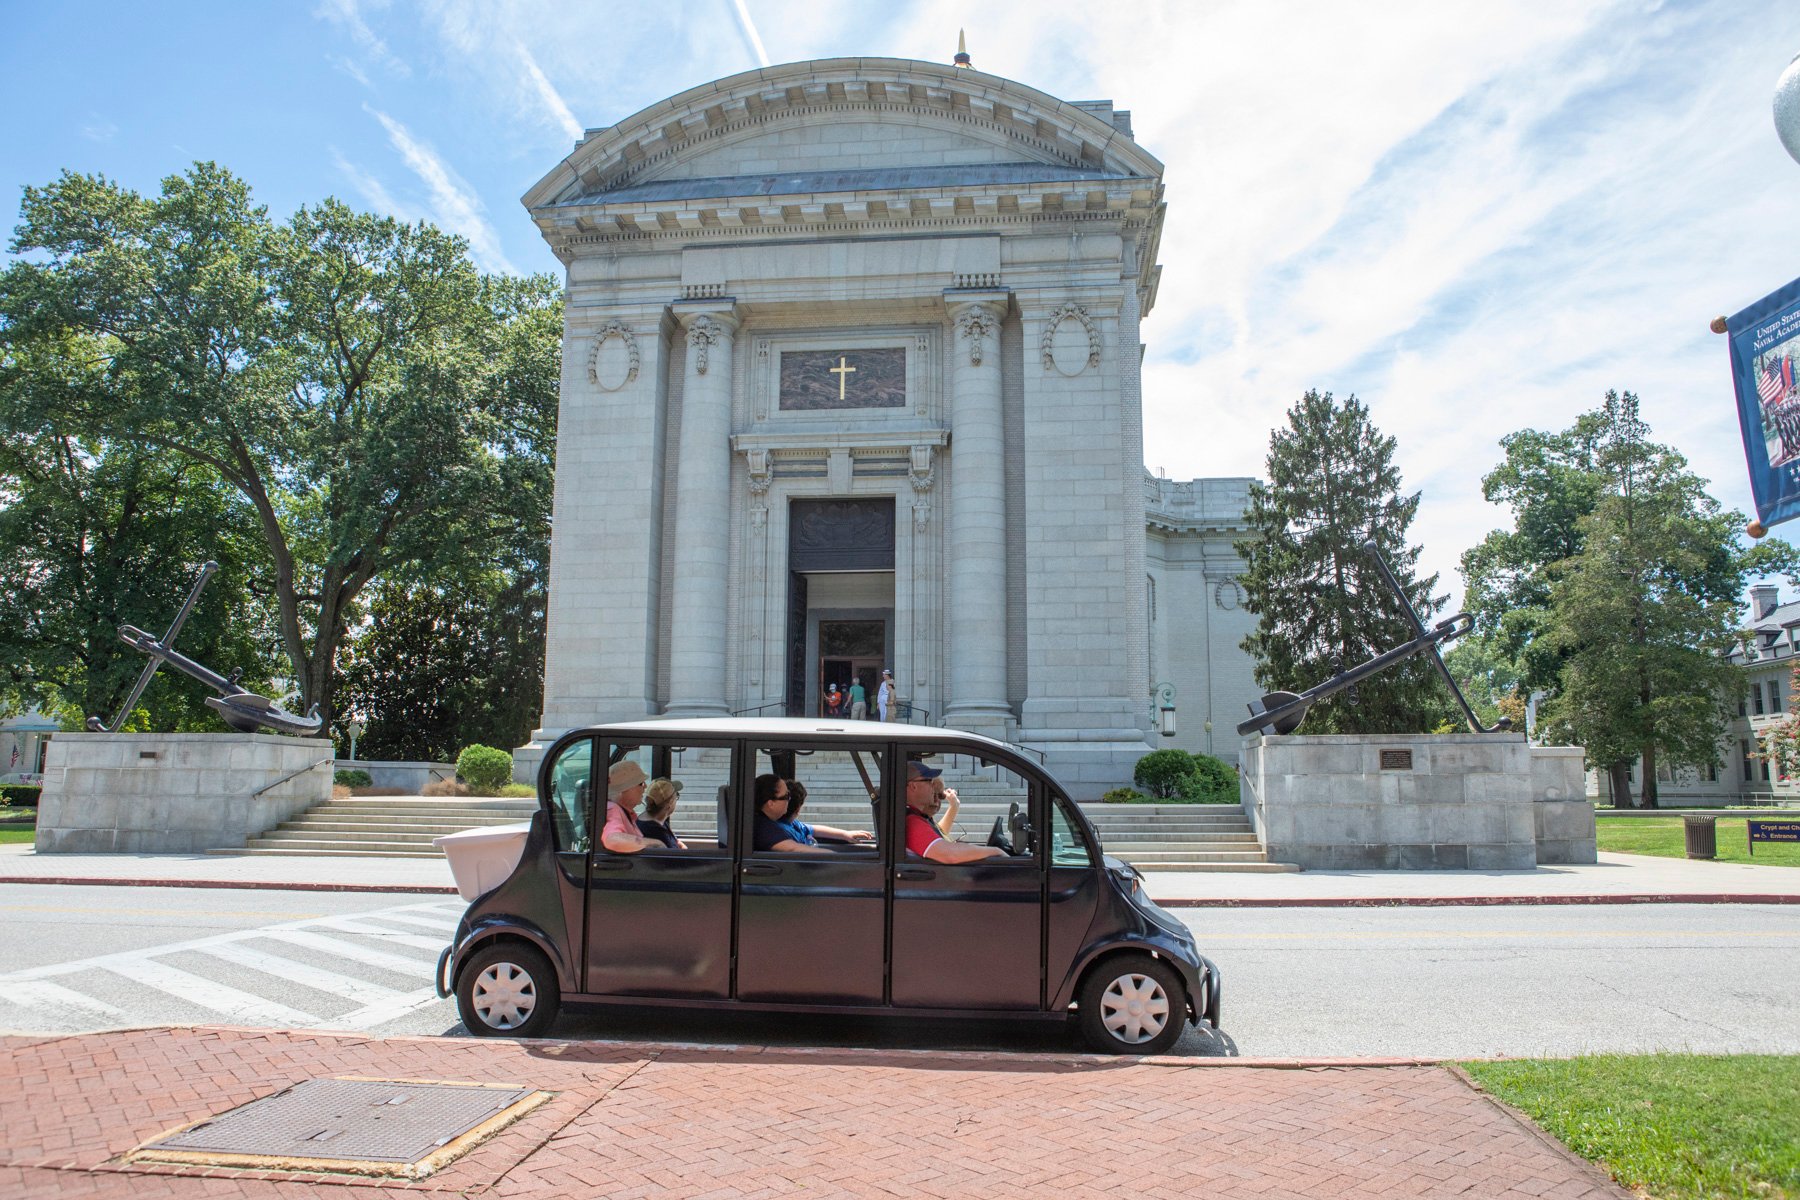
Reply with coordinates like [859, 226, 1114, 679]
[7, 1, 1800, 604]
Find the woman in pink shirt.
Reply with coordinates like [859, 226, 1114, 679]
[601, 761, 659, 853]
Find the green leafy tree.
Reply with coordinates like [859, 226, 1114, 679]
[337, 579, 544, 763]
[0, 332, 276, 727]
[1237, 390, 1450, 733]
[1536, 392, 1788, 806]
[0, 164, 561, 727]
[1459, 417, 1607, 699]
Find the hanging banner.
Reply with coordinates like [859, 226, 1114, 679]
[1726, 275, 1800, 532]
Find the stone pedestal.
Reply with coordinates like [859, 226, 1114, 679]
[35, 733, 334, 854]
[1239, 733, 1595, 870]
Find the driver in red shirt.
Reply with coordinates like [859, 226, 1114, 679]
[904, 760, 1008, 863]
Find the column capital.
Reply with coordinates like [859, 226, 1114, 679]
[671, 298, 740, 330]
[675, 304, 740, 376]
[945, 290, 1008, 367]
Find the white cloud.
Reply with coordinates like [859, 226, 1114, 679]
[423, 0, 583, 141]
[80, 115, 117, 142]
[732, 0, 772, 68]
[328, 147, 417, 222]
[315, 0, 410, 77]
[363, 105, 518, 274]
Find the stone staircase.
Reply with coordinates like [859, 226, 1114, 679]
[215, 797, 537, 858]
[224, 763, 1296, 871]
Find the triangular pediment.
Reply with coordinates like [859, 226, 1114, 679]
[524, 58, 1162, 212]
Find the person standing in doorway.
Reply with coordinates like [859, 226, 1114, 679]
[848, 678, 868, 721]
[877, 669, 896, 722]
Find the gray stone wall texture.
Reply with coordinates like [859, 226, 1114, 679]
[36, 733, 333, 854]
[1240, 733, 1595, 870]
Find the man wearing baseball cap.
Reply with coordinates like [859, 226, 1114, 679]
[904, 759, 1006, 863]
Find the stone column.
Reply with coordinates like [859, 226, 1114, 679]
[666, 303, 739, 717]
[944, 292, 1012, 737]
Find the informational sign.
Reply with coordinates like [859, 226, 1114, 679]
[1726, 276, 1800, 531]
[1747, 819, 1800, 855]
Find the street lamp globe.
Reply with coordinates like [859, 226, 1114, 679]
[1776, 53, 1800, 166]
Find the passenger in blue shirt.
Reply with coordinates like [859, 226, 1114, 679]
[778, 779, 874, 846]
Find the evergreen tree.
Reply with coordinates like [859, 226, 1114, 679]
[1236, 390, 1449, 733]
[1536, 391, 1785, 807]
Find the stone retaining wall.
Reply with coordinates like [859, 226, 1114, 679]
[1241, 733, 1594, 870]
[37, 732, 333, 853]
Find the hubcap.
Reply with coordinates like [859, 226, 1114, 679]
[472, 961, 537, 1030]
[1100, 972, 1170, 1045]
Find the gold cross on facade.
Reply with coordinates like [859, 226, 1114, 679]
[829, 355, 857, 399]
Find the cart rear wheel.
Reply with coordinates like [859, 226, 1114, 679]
[457, 941, 561, 1038]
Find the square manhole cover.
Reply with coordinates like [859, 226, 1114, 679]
[130, 1078, 551, 1179]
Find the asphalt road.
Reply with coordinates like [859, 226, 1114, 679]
[0, 883, 1795, 1058]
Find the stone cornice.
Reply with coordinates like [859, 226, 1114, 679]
[537, 182, 1159, 245]
[732, 426, 950, 455]
[524, 58, 1164, 212]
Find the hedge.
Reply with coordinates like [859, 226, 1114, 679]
[456, 745, 514, 794]
[1, 784, 41, 808]
[334, 769, 373, 789]
[1130, 750, 1240, 804]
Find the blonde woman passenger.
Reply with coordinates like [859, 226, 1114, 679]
[638, 778, 687, 850]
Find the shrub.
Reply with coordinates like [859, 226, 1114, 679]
[1134, 749, 1200, 799]
[334, 769, 373, 789]
[1188, 753, 1240, 802]
[456, 744, 514, 794]
[1100, 786, 1149, 803]
[1, 785, 41, 808]
[423, 777, 471, 797]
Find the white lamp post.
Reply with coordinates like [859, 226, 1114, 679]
[346, 717, 366, 762]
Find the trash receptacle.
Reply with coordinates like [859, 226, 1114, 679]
[1682, 814, 1717, 860]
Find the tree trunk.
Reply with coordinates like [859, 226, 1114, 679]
[1640, 746, 1659, 809]
[1608, 761, 1633, 809]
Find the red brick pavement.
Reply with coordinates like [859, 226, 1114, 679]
[0, 1027, 1627, 1199]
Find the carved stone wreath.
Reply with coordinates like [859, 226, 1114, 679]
[1041, 303, 1101, 373]
[953, 304, 1000, 366]
[1214, 579, 1244, 611]
[586, 319, 640, 391]
[686, 314, 724, 375]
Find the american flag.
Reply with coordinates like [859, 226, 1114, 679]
[7, 745, 17, 769]
[1760, 363, 1786, 406]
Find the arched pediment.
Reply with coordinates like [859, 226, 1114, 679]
[524, 57, 1163, 212]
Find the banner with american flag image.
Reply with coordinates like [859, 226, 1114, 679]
[1727, 275, 1800, 531]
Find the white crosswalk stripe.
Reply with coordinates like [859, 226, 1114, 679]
[0, 898, 465, 1034]
[102, 957, 318, 1026]
[0, 980, 127, 1020]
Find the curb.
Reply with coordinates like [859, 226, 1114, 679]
[11, 1023, 1448, 1071]
[2, 875, 1797, 906]
[0, 875, 457, 895]
[1155, 893, 1800, 907]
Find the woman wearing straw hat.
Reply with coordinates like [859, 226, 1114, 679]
[600, 761, 658, 853]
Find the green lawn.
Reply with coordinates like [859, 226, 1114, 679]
[0, 826, 33, 844]
[1463, 1055, 1799, 1200]
[1597, 816, 1800, 867]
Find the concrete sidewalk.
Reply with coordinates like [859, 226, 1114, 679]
[0, 1024, 1628, 1198]
[2, 842, 1797, 904]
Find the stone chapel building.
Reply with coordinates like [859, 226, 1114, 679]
[515, 56, 1257, 797]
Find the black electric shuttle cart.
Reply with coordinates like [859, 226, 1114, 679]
[436, 718, 1221, 1054]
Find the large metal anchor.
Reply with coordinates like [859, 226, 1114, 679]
[1237, 539, 1512, 737]
[86, 561, 324, 736]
